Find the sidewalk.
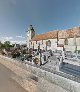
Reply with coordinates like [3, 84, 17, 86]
[0, 55, 37, 92]
[0, 63, 27, 92]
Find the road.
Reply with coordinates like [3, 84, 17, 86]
[0, 63, 27, 92]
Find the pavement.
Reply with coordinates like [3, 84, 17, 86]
[0, 63, 27, 92]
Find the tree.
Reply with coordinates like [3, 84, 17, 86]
[4, 41, 10, 45]
[3, 41, 11, 50]
[0, 41, 2, 50]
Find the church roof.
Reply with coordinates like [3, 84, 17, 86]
[31, 26, 80, 41]
[32, 30, 58, 41]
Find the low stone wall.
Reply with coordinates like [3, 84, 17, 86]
[25, 64, 80, 92]
[0, 55, 80, 92]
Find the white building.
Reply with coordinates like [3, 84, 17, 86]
[27, 25, 80, 52]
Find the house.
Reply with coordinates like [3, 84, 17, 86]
[26, 25, 80, 52]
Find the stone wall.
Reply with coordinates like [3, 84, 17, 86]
[25, 64, 80, 92]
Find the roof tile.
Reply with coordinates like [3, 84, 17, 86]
[32, 26, 80, 41]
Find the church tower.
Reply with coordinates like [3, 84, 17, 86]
[26, 25, 35, 49]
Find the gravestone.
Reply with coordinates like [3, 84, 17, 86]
[44, 56, 60, 71]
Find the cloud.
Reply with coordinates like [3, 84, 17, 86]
[16, 35, 25, 38]
[2, 37, 13, 40]
[11, 40, 26, 44]
[0, 36, 13, 43]
[0, 36, 26, 44]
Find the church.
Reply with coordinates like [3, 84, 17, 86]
[26, 25, 80, 52]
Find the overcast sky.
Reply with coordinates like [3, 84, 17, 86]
[0, 0, 80, 43]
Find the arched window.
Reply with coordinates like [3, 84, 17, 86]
[38, 43, 40, 51]
[33, 43, 34, 50]
[42, 40, 43, 44]
[64, 38, 68, 45]
[46, 40, 51, 47]
[31, 42, 32, 45]
[36, 41, 37, 44]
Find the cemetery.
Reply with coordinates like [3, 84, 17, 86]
[2, 44, 80, 80]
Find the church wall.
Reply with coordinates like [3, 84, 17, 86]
[31, 37, 80, 51]
[31, 39, 57, 50]
[64, 37, 80, 51]
[27, 31, 33, 48]
[58, 39, 64, 44]
[39, 39, 57, 50]
[39, 40, 47, 50]
[77, 46, 80, 50]
[32, 40, 47, 50]
[49, 39, 57, 50]
[68, 37, 80, 46]
[68, 38, 74, 46]
[76, 37, 80, 46]
[31, 41, 38, 49]
[59, 37, 80, 46]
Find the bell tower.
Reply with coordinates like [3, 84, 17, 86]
[26, 25, 35, 49]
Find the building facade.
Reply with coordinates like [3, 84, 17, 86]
[26, 25, 80, 52]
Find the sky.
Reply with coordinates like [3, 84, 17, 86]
[0, 0, 80, 44]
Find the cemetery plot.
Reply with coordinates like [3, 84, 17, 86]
[60, 51, 80, 76]
[42, 55, 60, 71]
[60, 62, 80, 77]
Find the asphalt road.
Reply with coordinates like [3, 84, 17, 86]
[0, 63, 27, 92]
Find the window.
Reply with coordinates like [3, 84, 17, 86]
[31, 42, 32, 45]
[64, 38, 68, 45]
[46, 40, 51, 47]
[36, 41, 37, 44]
[42, 40, 43, 44]
[33, 43, 34, 50]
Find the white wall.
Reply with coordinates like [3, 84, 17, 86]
[58, 39, 64, 44]
[27, 31, 32, 48]
[64, 37, 80, 51]
[68, 38, 74, 46]
[49, 39, 57, 50]
[31, 39, 57, 50]
[32, 40, 47, 50]
[76, 37, 80, 46]
[30, 37, 80, 51]
[67, 37, 80, 46]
